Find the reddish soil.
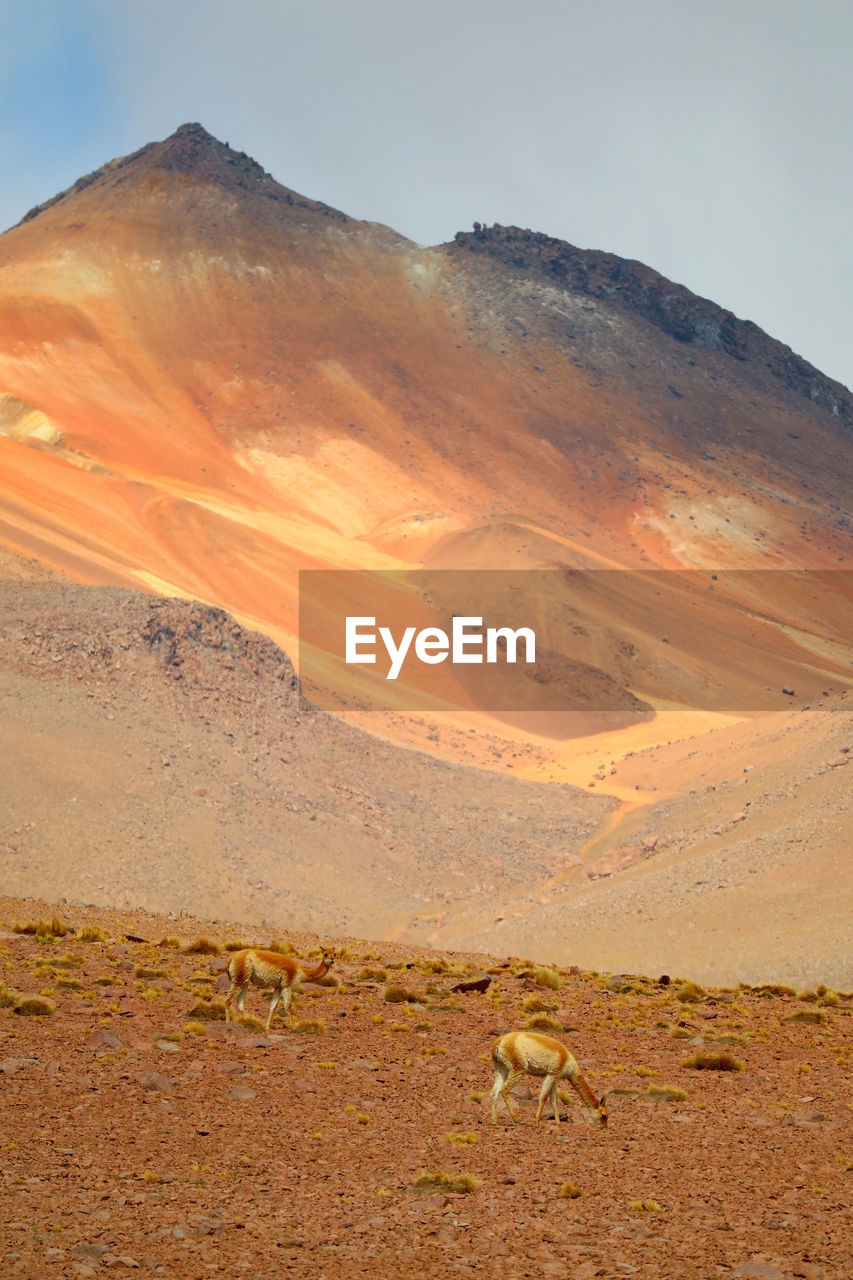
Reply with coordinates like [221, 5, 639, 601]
[1, 897, 850, 1280]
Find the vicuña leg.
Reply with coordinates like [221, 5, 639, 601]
[534, 1074, 560, 1126]
[494, 1067, 525, 1123]
[225, 982, 248, 1023]
[265, 987, 283, 1031]
[282, 986, 295, 1028]
[490, 1062, 508, 1123]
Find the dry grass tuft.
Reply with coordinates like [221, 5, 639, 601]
[412, 1171, 480, 1195]
[44, 955, 82, 970]
[446, 1132, 478, 1145]
[265, 939, 295, 955]
[134, 966, 167, 980]
[645, 1085, 688, 1102]
[533, 966, 562, 991]
[78, 925, 110, 943]
[184, 1000, 226, 1021]
[521, 994, 557, 1013]
[156, 936, 181, 950]
[524, 1012, 564, 1033]
[184, 937, 221, 956]
[183, 1019, 207, 1036]
[292, 1018, 326, 1034]
[14, 995, 55, 1016]
[384, 984, 425, 1004]
[675, 981, 707, 1003]
[560, 1182, 582, 1199]
[0, 982, 21, 1007]
[12, 915, 70, 938]
[630, 1198, 663, 1213]
[681, 1050, 743, 1071]
[783, 1010, 827, 1025]
[357, 965, 389, 983]
[236, 1014, 266, 1031]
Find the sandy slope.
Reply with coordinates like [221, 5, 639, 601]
[1, 582, 849, 988]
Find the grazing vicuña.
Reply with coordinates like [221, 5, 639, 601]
[490, 1030, 607, 1128]
[224, 947, 335, 1031]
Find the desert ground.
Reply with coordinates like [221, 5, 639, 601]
[0, 898, 851, 1279]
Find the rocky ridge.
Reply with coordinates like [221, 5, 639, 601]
[451, 223, 852, 422]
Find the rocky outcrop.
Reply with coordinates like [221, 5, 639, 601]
[451, 223, 851, 422]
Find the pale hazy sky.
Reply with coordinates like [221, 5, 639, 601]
[1, 0, 851, 391]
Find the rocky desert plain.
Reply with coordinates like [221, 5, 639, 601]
[0, 124, 851, 1276]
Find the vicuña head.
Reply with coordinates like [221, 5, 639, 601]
[491, 1030, 608, 1128]
[224, 945, 335, 1031]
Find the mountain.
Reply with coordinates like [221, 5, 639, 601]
[0, 123, 849, 626]
[0, 124, 851, 981]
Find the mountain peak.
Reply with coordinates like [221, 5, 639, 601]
[16, 123, 348, 227]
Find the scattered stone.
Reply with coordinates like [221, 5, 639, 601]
[227, 1086, 258, 1101]
[0, 1057, 39, 1074]
[450, 977, 491, 994]
[70, 1244, 108, 1259]
[784, 1110, 825, 1129]
[731, 1263, 785, 1280]
[138, 1071, 174, 1092]
[215, 1060, 247, 1075]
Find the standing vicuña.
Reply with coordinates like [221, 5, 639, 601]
[491, 1030, 608, 1128]
[224, 947, 335, 1031]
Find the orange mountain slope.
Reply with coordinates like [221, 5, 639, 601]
[0, 122, 851, 770]
[0, 124, 850, 616]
